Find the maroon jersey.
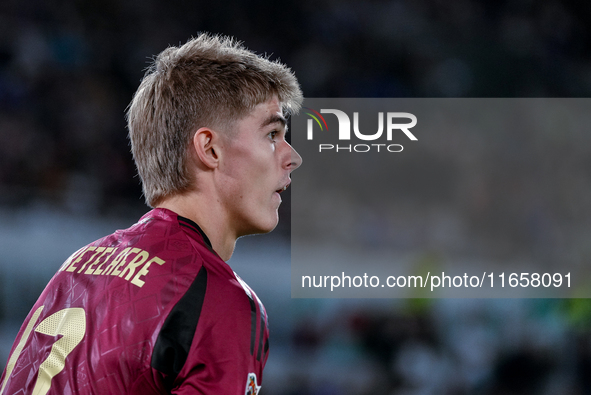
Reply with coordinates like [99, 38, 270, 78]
[0, 208, 269, 395]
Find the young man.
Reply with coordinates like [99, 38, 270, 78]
[0, 34, 302, 394]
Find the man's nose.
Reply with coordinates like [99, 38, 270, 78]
[289, 144, 302, 172]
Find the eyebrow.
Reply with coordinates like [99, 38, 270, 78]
[261, 114, 287, 129]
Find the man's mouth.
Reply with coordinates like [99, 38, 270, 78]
[276, 183, 290, 194]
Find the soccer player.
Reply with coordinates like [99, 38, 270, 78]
[0, 33, 302, 394]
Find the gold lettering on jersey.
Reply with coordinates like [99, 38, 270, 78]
[119, 249, 149, 280]
[59, 246, 166, 288]
[58, 247, 87, 272]
[84, 247, 115, 274]
[33, 308, 86, 395]
[102, 247, 132, 276]
[63, 246, 94, 272]
[131, 256, 165, 287]
[77, 247, 103, 273]
[111, 247, 142, 276]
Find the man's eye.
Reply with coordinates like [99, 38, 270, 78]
[269, 131, 278, 141]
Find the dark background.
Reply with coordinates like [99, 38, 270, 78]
[1, 0, 591, 394]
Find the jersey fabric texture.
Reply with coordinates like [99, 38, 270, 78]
[0, 208, 269, 395]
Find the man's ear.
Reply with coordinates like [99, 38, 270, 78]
[192, 127, 222, 169]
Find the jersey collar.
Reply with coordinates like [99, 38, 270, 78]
[177, 215, 213, 249]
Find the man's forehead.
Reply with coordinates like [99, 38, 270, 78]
[260, 113, 287, 128]
[248, 97, 287, 127]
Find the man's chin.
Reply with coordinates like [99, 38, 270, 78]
[255, 221, 278, 235]
[238, 218, 279, 237]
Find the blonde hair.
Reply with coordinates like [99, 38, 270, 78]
[127, 33, 302, 207]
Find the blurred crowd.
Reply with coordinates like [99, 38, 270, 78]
[273, 298, 591, 395]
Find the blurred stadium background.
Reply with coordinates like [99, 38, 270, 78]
[2, 0, 591, 393]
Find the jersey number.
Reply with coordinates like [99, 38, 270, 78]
[0, 306, 86, 395]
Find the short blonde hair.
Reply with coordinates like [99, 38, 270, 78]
[127, 33, 302, 207]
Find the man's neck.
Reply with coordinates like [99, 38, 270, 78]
[156, 193, 237, 261]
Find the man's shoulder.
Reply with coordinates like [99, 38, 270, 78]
[97, 208, 211, 260]
[55, 208, 212, 290]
